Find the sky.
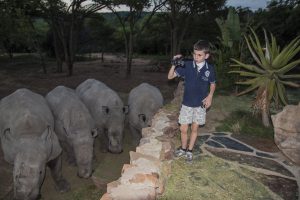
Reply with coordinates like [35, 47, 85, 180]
[65, 0, 269, 11]
[226, 0, 269, 10]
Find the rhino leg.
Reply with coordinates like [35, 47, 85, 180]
[129, 125, 141, 146]
[60, 141, 76, 166]
[47, 155, 70, 193]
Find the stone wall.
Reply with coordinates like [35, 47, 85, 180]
[100, 106, 178, 200]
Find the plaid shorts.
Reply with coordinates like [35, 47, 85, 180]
[178, 104, 206, 125]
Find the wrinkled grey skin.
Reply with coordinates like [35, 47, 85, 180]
[76, 79, 127, 153]
[46, 86, 98, 178]
[0, 89, 70, 200]
[128, 83, 163, 145]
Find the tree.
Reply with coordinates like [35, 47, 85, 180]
[79, 14, 115, 62]
[39, 0, 106, 75]
[213, 7, 256, 91]
[0, 1, 33, 59]
[97, 0, 166, 76]
[162, 0, 226, 57]
[254, 0, 300, 47]
[230, 29, 300, 127]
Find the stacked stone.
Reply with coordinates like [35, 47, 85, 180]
[100, 109, 177, 200]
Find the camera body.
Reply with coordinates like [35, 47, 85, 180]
[171, 57, 185, 67]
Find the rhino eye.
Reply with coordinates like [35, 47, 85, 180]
[39, 171, 42, 175]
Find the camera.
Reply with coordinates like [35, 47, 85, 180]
[171, 57, 185, 67]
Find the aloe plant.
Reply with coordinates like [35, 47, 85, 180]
[230, 28, 300, 127]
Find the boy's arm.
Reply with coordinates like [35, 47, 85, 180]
[202, 83, 216, 108]
[168, 54, 182, 80]
[167, 65, 177, 79]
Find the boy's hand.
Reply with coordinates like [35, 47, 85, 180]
[202, 95, 212, 108]
[173, 54, 182, 60]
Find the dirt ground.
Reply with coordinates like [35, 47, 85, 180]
[0, 53, 279, 199]
[0, 53, 178, 200]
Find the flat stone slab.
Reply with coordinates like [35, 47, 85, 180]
[211, 136, 254, 152]
[206, 148, 294, 178]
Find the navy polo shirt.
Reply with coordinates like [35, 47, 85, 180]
[175, 60, 216, 107]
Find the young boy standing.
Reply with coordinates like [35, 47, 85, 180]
[167, 40, 216, 163]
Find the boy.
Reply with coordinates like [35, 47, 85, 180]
[167, 40, 216, 163]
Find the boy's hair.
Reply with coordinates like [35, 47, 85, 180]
[193, 40, 210, 54]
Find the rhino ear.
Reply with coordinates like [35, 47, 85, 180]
[41, 125, 52, 142]
[138, 114, 146, 123]
[123, 105, 129, 114]
[2, 128, 13, 141]
[102, 106, 110, 115]
[91, 128, 98, 138]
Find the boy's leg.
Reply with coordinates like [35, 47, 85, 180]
[188, 122, 199, 150]
[176, 104, 193, 158]
[186, 106, 205, 163]
[180, 124, 189, 149]
[186, 122, 198, 163]
[174, 124, 188, 157]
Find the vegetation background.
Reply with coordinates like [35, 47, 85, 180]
[0, 0, 300, 199]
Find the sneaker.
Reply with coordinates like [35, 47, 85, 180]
[174, 147, 186, 158]
[186, 151, 193, 164]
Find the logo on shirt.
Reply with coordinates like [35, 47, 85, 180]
[205, 70, 210, 77]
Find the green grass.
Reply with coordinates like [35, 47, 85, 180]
[159, 156, 280, 200]
[215, 110, 274, 139]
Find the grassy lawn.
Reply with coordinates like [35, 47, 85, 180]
[159, 156, 281, 200]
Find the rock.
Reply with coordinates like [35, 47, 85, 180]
[271, 103, 300, 165]
[110, 184, 156, 200]
[107, 181, 121, 194]
[100, 193, 113, 200]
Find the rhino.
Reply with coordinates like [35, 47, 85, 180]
[46, 86, 97, 178]
[128, 83, 163, 144]
[76, 79, 128, 153]
[0, 88, 70, 200]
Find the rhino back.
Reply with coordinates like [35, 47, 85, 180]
[0, 89, 62, 162]
[0, 89, 54, 135]
[128, 83, 163, 124]
[76, 79, 124, 120]
[128, 83, 163, 108]
[46, 86, 94, 133]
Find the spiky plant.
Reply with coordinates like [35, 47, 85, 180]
[230, 28, 300, 127]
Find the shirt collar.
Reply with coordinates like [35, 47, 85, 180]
[193, 61, 207, 71]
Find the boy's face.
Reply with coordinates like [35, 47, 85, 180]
[193, 50, 209, 64]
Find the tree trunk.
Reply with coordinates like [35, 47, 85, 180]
[171, 28, 178, 56]
[38, 50, 47, 74]
[8, 51, 13, 59]
[126, 32, 133, 76]
[261, 89, 271, 127]
[67, 61, 73, 76]
[53, 29, 63, 73]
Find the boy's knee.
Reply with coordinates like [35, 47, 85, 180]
[180, 124, 189, 133]
[191, 123, 199, 132]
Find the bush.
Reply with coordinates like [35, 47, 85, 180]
[215, 110, 274, 138]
